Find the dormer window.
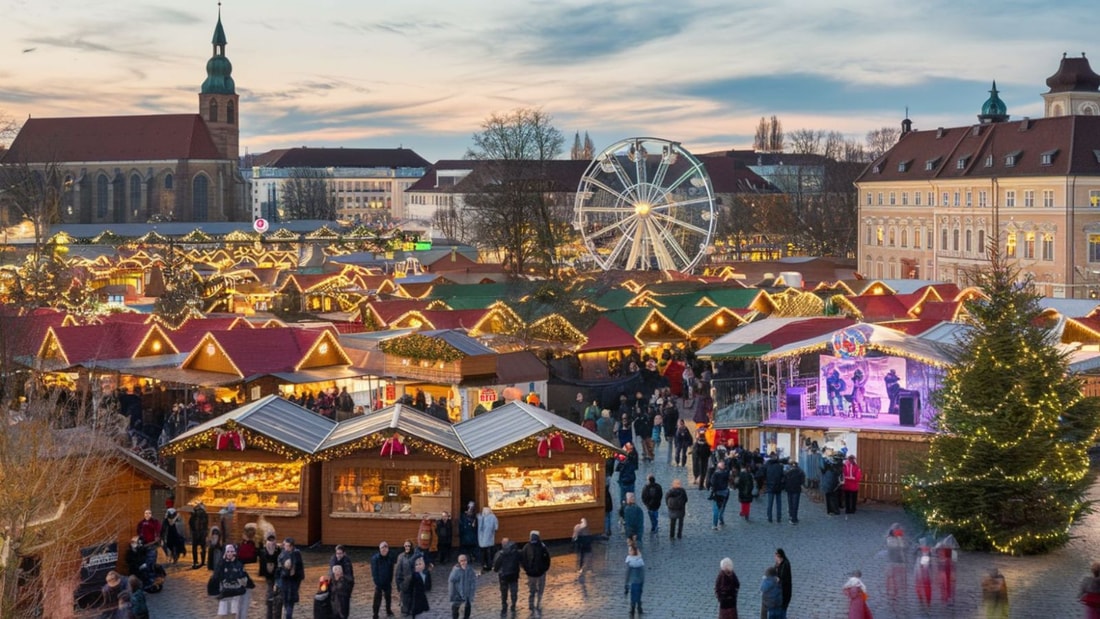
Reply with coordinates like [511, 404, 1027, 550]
[898, 160, 912, 172]
[1005, 151, 1021, 167]
[872, 164, 881, 174]
[1041, 149, 1058, 165]
[956, 155, 970, 170]
[985, 155, 994, 167]
[925, 157, 940, 171]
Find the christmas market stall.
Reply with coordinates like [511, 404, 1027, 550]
[454, 401, 620, 542]
[312, 403, 471, 547]
[160, 395, 336, 544]
[754, 323, 951, 501]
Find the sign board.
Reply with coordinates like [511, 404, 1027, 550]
[414, 241, 433, 251]
[478, 388, 498, 404]
[385, 383, 396, 402]
[253, 218, 269, 234]
[74, 542, 118, 606]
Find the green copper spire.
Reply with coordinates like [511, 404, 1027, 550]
[201, 4, 235, 95]
[978, 81, 1008, 123]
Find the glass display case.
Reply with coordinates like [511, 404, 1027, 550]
[485, 463, 596, 511]
[180, 459, 302, 513]
[329, 466, 453, 518]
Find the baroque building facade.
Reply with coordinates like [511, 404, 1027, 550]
[0, 10, 248, 224]
[856, 54, 1100, 297]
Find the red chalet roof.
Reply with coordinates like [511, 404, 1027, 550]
[0, 311, 68, 359]
[165, 317, 252, 351]
[186, 328, 344, 377]
[843, 295, 911, 322]
[578, 316, 640, 352]
[365, 299, 431, 327]
[912, 300, 965, 322]
[2, 114, 225, 163]
[45, 322, 176, 366]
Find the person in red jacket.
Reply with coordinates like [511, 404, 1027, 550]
[136, 509, 161, 568]
[841, 455, 863, 517]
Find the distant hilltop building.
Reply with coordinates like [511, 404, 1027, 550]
[856, 53, 1100, 298]
[0, 8, 248, 224]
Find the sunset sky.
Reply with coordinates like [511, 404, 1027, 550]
[0, 0, 1095, 162]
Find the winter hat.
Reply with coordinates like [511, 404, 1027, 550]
[166, 508, 177, 516]
[224, 544, 237, 553]
[529, 530, 540, 542]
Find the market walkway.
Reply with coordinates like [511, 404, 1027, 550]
[146, 402, 1100, 618]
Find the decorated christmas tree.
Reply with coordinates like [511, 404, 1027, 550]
[903, 253, 1100, 555]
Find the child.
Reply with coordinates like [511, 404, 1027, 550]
[624, 541, 645, 617]
[651, 414, 663, 449]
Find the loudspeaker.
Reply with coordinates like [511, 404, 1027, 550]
[898, 392, 919, 426]
[786, 387, 805, 420]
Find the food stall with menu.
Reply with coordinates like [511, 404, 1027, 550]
[313, 403, 470, 547]
[455, 401, 620, 542]
[160, 395, 336, 545]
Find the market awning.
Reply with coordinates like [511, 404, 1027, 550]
[760, 323, 953, 367]
[315, 403, 469, 463]
[116, 366, 244, 387]
[696, 317, 854, 360]
[267, 366, 377, 384]
[455, 401, 619, 466]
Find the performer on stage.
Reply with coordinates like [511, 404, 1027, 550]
[825, 370, 845, 417]
[848, 370, 867, 418]
[884, 369, 901, 414]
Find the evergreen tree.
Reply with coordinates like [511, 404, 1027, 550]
[903, 253, 1100, 554]
[153, 243, 203, 328]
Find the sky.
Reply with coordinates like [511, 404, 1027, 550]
[1, 0, 1097, 163]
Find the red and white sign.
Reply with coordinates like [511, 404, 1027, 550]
[478, 388, 497, 404]
[253, 218, 269, 234]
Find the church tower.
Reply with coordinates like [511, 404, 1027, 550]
[199, 6, 239, 160]
[1042, 53, 1100, 117]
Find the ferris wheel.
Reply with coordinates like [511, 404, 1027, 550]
[573, 137, 716, 272]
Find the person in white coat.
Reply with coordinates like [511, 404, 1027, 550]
[477, 507, 499, 572]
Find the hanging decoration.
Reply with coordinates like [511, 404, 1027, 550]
[380, 433, 409, 458]
[215, 428, 245, 451]
[536, 432, 566, 458]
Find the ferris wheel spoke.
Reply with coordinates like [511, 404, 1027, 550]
[653, 212, 709, 236]
[585, 177, 630, 201]
[661, 167, 700, 197]
[651, 219, 694, 267]
[605, 156, 641, 203]
[587, 214, 639, 241]
[624, 223, 647, 270]
[653, 195, 713, 211]
[605, 219, 640, 267]
[645, 219, 681, 270]
[581, 205, 638, 214]
[648, 158, 672, 202]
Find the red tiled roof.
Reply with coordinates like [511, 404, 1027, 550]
[2, 114, 225, 163]
[49, 323, 169, 364]
[913, 301, 964, 322]
[165, 317, 251, 351]
[0, 311, 68, 358]
[365, 299, 431, 326]
[698, 156, 777, 193]
[197, 328, 336, 377]
[578, 316, 639, 352]
[844, 295, 911, 321]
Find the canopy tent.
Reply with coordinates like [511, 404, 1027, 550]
[760, 322, 954, 367]
[696, 317, 855, 359]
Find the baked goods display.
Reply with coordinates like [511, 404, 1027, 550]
[181, 460, 302, 512]
[329, 466, 453, 518]
[485, 463, 596, 511]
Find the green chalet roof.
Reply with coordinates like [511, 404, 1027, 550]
[429, 282, 523, 300]
[664, 306, 730, 333]
[591, 289, 636, 310]
[440, 297, 500, 310]
[704, 288, 770, 309]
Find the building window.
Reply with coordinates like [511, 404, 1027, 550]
[1041, 149, 1058, 165]
[129, 174, 143, 220]
[927, 192, 934, 206]
[193, 175, 209, 221]
[953, 191, 961, 207]
[966, 191, 973, 207]
[1090, 234, 1100, 262]
[985, 154, 994, 167]
[888, 227, 896, 246]
[866, 225, 873, 246]
[165, 174, 173, 190]
[942, 192, 949, 207]
[866, 192, 872, 205]
[952, 228, 960, 251]
[1023, 232, 1036, 259]
[978, 229, 986, 254]
[209, 100, 218, 123]
[915, 192, 922, 206]
[877, 192, 883, 206]
[96, 174, 109, 218]
[957, 157, 968, 169]
[901, 228, 908, 248]
[902, 192, 909, 206]
[889, 192, 896, 205]
[914, 226, 922, 249]
[227, 100, 235, 124]
[965, 229, 972, 253]
[1005, 190, 1016, 207]
[1005, 233, 1017, 258]
[1024, 190, 1034, 207]
[1042, 234, 1054, 261]
[978, 191, 987, 207]
[1090, 190, 1100, 207]
[941, 228, 948, 250]
[1043, 190, 1054, 208]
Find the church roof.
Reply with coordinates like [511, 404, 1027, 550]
[1046, 53, 1100, 93]
[250, 147, 430, 169]
[2, 114, 225, 163]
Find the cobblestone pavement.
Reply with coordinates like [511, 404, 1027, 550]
[146, 402, 1100, 619]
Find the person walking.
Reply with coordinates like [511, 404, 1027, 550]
[604, 487, 615, 538]
[692, 429, 712, 489]
[458, 502, 478, 566]
[884, 524, 907, 604]
[521, 530, 551, 612]
[258, 533, 282, 618]
[136, 509, 161, 569]
[394, 540, 419, 615]
[624, 542, 646, 617]
[477, 506, 499, 572]
[821, 461, 841, 516]
[160, 507, 186, 564]
[492, 538, 521, 615]
[664, 479, 688, 540]
[370, 541, 397, 619]
[981, 568, 1008, 618]
[276, 537, 305, 619]
[843, 571, 873, 619]
[447, 555, 477, 619]
[617, 444, 639, 504]
[842, 455, 863, 517]
[189, 501, 210, 569]
[330, 565, 353, 619]
[328, 545, 354, 619]
[763, 453, 785, 524]
[1079, 561, 1100, 619]
[714, 557, 740, 619]
[640, 475, 663, 534]
[775, 549, 792, 618]
[572, 518, 592, 575]
[709, 461, 731, 531]
[400, 557, 431, 619]
[621, 492, 645, 548]
[784, 462, 805, 524]
[435, 512, 454, 565]
[735, 464, 755, 521]
[673, 419, 693, 467]
[209, 544, 255, 619]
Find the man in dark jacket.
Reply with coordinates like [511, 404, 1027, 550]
[329, 545, 355, 618]
[492, 538, 521, 615]
[435, 512, 454, 565]
[764, 452, 786, 523]
[621, 492, 645, 548]
[370, 541, 397, 619]
[708, 461, 731, 530]
[189, 502, 209, 569]
[692, 430, 711, 489]
[664, 479, 688, 539]
[784, 461, 806, 524]
[520, 531, 551, 612]
[640, 475, 663, 533]
[616, 445, 638, 504]
[277, 537, 305, 619]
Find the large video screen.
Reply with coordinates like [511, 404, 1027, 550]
[817, 355, 906, 416]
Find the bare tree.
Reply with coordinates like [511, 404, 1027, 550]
[280, 167, 336, 220]
[866, 126, 901, 161]
[463, 108, 567, 277]
[788, 128, 824, 155]
[753, 116, 785, 153]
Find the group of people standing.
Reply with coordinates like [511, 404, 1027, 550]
[713, 549, 794, 619]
